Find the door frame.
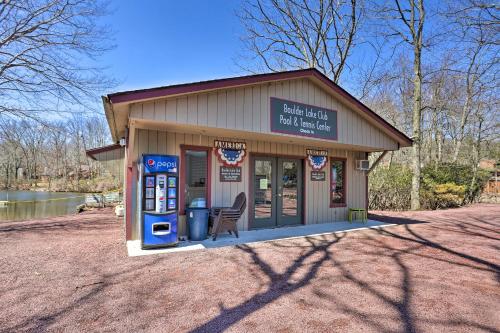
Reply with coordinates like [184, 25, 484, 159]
[277, 157, 303, 226]
[179, 145, 212, 215]
[248, 153, 305, 229]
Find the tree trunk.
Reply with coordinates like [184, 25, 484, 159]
[452, 94, 471, 162]
[436, 128, 443, 163]
[411, 47, 422, 210]
[468, 118, 482, 203]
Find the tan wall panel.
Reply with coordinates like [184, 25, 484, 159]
[128, 128, 369, 240]
[207, 92, 218, 127]
[92, 148, 125, 184]
[131, 78, 399, 151]
[217, 91, 227, 128]
[154, 100, 165, 121]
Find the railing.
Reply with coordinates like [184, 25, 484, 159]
[85, 191, 122, 207]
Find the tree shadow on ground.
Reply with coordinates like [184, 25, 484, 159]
[0, 215, 117, 235]
[371, 213, 500, 280]
[0, 258, 163, 333]
[189, 233, 345, 333]
[330, 216, 499, 332]
[328, 242, 422, 332]
[192, 211, 499, 332]
[377, 223, 500, 282]
[369, 213, 429, 226]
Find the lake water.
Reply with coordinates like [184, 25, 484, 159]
[0, 191, 85, 221]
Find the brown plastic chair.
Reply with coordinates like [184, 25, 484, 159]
[210, 192, 246, 241]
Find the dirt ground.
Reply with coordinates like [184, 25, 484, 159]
[0, 204, 499, 333]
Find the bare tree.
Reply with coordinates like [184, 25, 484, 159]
[0, 0, 114, 119]
[372, 0, 426, 210]
[0, 116, 113, 191]
[239, 0, 363, 83]
[445, 0, 499, 162]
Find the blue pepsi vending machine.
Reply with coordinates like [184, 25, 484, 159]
[141, 154, 179, 249]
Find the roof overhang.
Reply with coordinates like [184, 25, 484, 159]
[86, 143, 123, 160]
[104, 68, 413, 148]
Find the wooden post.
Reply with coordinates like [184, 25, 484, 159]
[367, 151, 389, 175]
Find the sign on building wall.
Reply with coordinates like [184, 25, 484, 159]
[220, 166, 242, 182]
[143, 154, 178, 174]
[311, 171, 326, 181]
[214, 140, 247, 166]
[306, 148, 328, 171]
[270, 97, 338, 141]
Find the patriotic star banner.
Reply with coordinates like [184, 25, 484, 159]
[214, 140, 247, 166]
[306, 149, 328, 171]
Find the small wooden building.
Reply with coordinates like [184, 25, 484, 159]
[98, 69, 412, 241]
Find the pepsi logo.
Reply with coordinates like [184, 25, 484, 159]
[144, 156, 177, 171]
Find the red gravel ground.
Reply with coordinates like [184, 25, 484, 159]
[1, 204, 499, 333]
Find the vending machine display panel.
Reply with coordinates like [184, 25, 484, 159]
[168, 177, 176, 188]
[145, 176, 155, 187]
[145, 199, 155, 211]
[142, 154, 179, 249]
[145, 188, 155, 199]
[167, 199, 176, 210]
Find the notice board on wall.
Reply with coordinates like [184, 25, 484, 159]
[310, 171, 326, 181]
[220, 166, 242, 182]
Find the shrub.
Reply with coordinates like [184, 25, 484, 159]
[369, 162, 491, 211]
[422, 163, 490, 204]
[369, 164, 412, 211]
[421, 182, 466, 209]
[49, 176, 121, 193]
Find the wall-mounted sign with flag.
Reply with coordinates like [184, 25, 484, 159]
[306, 149, 328, 171]
[214, 140, 247, 166]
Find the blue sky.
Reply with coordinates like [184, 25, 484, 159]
[102, 1, 245, 93]
[96, 1, 450, 101]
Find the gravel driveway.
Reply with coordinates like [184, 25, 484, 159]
[1, 204, 499, 332]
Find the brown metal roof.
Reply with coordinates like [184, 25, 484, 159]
[86, 143, 122, 160]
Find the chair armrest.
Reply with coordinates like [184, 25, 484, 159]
[210, 207, 230, 217]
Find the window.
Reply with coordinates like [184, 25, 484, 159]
[330, 158, 346, 207]
[180, 146, 211, 214]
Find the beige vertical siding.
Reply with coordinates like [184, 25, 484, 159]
[128, 129, 368, 240]
[130, 78, 399, 151]
[91, 148, 124, 184]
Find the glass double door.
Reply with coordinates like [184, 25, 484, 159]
[252, 157, 303, 229]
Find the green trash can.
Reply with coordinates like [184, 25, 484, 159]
[186, 207, 209, 241]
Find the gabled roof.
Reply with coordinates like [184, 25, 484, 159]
[105, 68, 412, 146]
